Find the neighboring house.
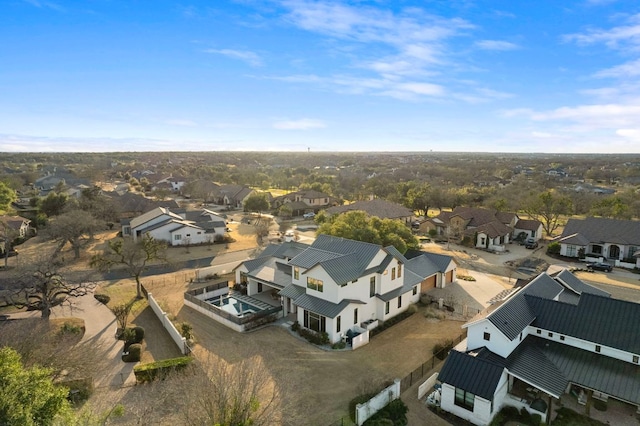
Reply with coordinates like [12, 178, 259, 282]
[325, 199, 414, 225]
[558, 217, 640, 268]
[437, 269, 640, 426]
[34, 175, 65, 194]
[420, 207, 542, 252]
[234, 235, 456, 345]
[108, 192, 179, 219]
[271, 190, 337, 216]
[546, 168, 568, 178]
[217, 184, 255, 209]
[0, 215, 32, 254]
[125, 207, 225, 246]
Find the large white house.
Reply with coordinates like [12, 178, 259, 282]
[235, 235, 457, 344]
[125, 207, 226, 246]
[437, 269, 640, 425]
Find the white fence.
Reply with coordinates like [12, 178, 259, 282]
[147, 293, 188, 355]
[355, 379, 401, 426]
[418, 373, 439, 399]
[351, 326, 370, 350]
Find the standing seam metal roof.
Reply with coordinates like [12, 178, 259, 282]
[437, 350, 504, 401]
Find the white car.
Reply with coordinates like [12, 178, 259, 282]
[303, 212, 315, 219]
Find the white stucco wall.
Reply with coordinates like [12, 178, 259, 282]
[440, 383, 493, 426]
[466, 320, 520, 358]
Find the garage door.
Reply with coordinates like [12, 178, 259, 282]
[445, 270, 454, 284]
[421, 275, 437, 292]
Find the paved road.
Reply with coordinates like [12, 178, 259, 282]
[103, 256, 216, 280]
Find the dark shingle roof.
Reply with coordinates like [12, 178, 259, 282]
[553, 269, 611, 297]
[325, 199, 413, 220]
[438, 350, 504, 401]
[560, 217, 640, 246]
[515, 219, 542, 231]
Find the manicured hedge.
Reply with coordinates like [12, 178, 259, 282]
[133, 356, 193, 383]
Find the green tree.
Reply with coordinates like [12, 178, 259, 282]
[39, 192, 69, 217]
[523, 191, 572, 237]
[91, 234, 168, 299]
[406, 184, 431, 217]
[590, 196, 630, 219]
[317, 210, 419, 254]
[243, 193, 270, 214]
[0, 347, 73, 426]
[0, 181, 17, 213]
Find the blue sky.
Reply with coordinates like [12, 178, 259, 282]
[2, 0, 640, 153]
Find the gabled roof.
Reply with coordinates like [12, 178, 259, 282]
[279, 283, 307, 300]
[437, 350, 504, 401]
[324, 199, 413, 220]
[129, 206, 182, 229]
[560, 217, 640, 246]
[557, 232, 590, 246]
[472, 221, 512, 238]
[552, 269, 611, 297]
[405, 249, 455, 272]
[247, 262, 292, 289]
[0, 215, 30, 230]
[514, 219, 542, 231]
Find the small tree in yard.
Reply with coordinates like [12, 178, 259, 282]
[112, 303, 133, 337]
[91, 234, 168, 299]
[46, 209, 103, 259]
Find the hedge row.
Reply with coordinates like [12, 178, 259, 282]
[133, 356, 193, 383]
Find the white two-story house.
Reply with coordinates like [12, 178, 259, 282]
[235, 235, 457, 344]
[437, 269, 640, 425]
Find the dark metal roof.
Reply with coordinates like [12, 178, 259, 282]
[289, 247, 343, 269]
[487, 274, 563, 340]
[383, 245, 408, 263]
[553, 269, 611, 297]
[279, 283, 306, 299]
[527, 293, 640, 354]
[560, 217, 640, 246]
[247, 262, 292, 289]
[438, 350, 505, 401]
[509, 336, 640, 404]
[293, 293, 361, 318]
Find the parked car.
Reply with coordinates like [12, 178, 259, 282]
[303, 212, 315, 219]
[524, 238, 538, 249]
[586, 262, 613, 272]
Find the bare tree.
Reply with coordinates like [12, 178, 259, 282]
[91, 234, 168, 299]
[0, 253, 95, 319]
[47, 209, 103, 259]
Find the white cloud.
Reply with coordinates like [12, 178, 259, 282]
[272, 118, 326, 130]
[595, 58, 640, 78]
[474, 40, 519, 51]
[563, 13, 640, 49]
[204, 49, 263, 67]
[616, 128, 640, 140]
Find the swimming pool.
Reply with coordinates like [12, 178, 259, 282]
[206, 296, 262, 317]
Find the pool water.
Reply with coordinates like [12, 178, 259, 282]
[207, 296, 261, 317]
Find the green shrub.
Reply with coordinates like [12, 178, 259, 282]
[424, 308, 446, 320]
[530, 413, 542, 425]
[179, 322, 193, 340]
[58, 322, 83, 336]
[433, 339, 454, 360]
[547, 241, 561, 255]
[122, 343, 142, 362]
[125, 326, 145, 345]
[298, 328, 330, 345]
[94, 293, 110, 305]
[369, 310, 415, 338]
[363, 399, 408, 425]
[407, 304, 418, 314]
[501, 405, 519, 418]
[133, 356, 192, 383]
[519, 407, 531, 423]
[332, 341, 346, 350]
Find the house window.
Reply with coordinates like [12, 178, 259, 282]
[548, 332, 553, 338]
[483, 332, 490, 341]
[595, 345, 601, 353]
[186, 234, 191, 237]
[303, 310, 326, 333]
[174, 234, 182, 241]
[337, 316, 341, 333]
[519, 333, 523, 341]
[398, 263, 402, 278]
[560, 335, 565, 341]
[385, 301, 389, 315]
[240, 272, 248, 285]
[257, 283, 263, 293]
[630, 246, 638, 257]
[633, 355, 639, 364]
[391, 268, 396, 280]
[369, 277, 376, 297]
[397, 296, 402, 309]
[566, 245, 577, 257]
[591, 245, 603, 255]
[536, 329, 542, 335]
[307, 277, 323, 292]
[294, 267, 299, 280]
[412, 286, 417, 295]
[354, 308, 358, 324]
[454, 388, 475, 411]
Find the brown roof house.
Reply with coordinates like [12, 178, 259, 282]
[419, 207, 541, 252]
